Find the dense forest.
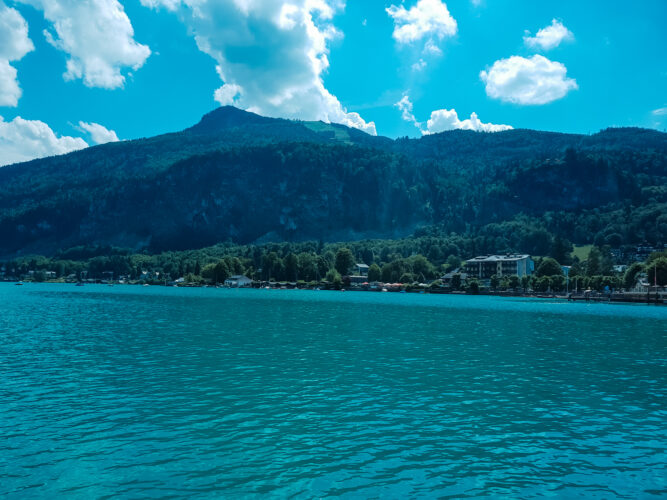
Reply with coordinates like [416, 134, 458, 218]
[0, 106, 665, 263]
[2, 236, 666, 292]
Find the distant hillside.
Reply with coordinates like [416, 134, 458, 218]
[0, 106, 665, 257]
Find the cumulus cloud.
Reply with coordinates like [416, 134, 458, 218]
[18, 0, 150, 89]
[140, 0, 376, 135]
[424, 108, 513, 133]
[0, 115, 87, 166]
[480, 54, 578, 105]
[652, 107, 667, 116]
[0, 2, 34, 106]
[386, 0, 457, 44]
[395, 94, 512, 134]
[524, 19, 574, 51]
[78, 121, 119, 144]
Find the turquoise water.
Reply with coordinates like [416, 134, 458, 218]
[1, 283, 665, 498]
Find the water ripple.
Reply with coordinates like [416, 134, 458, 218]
[0, 284, 665, 498]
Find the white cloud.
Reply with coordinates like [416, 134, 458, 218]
[213, 81, 242, 106]
[141, 0, 376, 135]
[140, 0, 375, 135]
[480, 54, 578, 105]
[395, 94, 511, 134]
[19, 0, 150, 89]
[411, 58, 427, 71]
[423, 39, 443, 56]
[140, 0, 180, 10]
[425, 108, 513, 133]
[524, 19, 574, 51]
[395, 94, 418, 124]
[652, 107, 667, 116]
[78, 121, 119, 144]
[0, 2, 34, 107]
[0, 115, 87, 166]
[0, 61, 21, 107]
[386, 0, 457, 44]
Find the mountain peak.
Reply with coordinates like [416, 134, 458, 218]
[187, 106, 279, 134]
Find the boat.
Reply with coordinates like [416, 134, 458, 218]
[75, 282, 84, 286]
[15, 281, 23, 286]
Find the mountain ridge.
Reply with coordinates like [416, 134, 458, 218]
[0, 106, 665, 258]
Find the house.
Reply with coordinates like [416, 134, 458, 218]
[464, 254, 534, 280]
[224, 275, 253, 287]
[354, 263, 369, 276]
[440, 269, 468, 287]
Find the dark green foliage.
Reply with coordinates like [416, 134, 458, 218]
[0, 107, 665, 258]
[646, 257, 667, 286]
[368, 263, 381, 282]
[623, 262, 644, 289]
[334, 248, 355, 276]
[466, 279, 479, 293]
[536, 257, 564, 277]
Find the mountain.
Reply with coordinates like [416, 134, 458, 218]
[0, 106, 665, 257]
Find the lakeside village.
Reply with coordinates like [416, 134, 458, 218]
[3, 243, 666, 304]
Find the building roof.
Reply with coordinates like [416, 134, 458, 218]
[466, 254, 531, 263]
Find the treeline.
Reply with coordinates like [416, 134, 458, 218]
[3, 236, 665, 291]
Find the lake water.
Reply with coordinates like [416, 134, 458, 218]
[1, 283, 665, 498]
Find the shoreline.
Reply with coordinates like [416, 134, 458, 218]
[4, 280, 664, 305]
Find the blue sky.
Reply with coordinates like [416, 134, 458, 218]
[0, 0, 666, 165]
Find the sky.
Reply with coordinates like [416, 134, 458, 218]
[0, 0, 666, 166]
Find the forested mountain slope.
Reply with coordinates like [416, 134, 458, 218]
[0, 106, 665, 257]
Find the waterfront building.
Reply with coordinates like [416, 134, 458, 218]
[224, 275, 253, 287]
[464, 254, 534, 279]
[355, 264, 369, 276]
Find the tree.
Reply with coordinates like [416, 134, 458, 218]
[508, 275, 520, 290]
[490, 274, 499, 290]
[646, 257, 667, 286]
[551, 275, 566, 292]
[410, 255, 435, 281]
[325, 268, 341, 283]
[536, 257, 563, 277]
[284, 253, 298, 282]
[623, 262, 644, 289]
[368, 263, 381, 282]
[334, 247, 355, 275]
[536, 276, 552, 292]
[450, 273, 462, 290]
[445, 255, 461, 271]
[399, 272, 415, 284]
[467, 279, 480, 294]
[550, 236, 572, 265]
[521, 275, 530, 291]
